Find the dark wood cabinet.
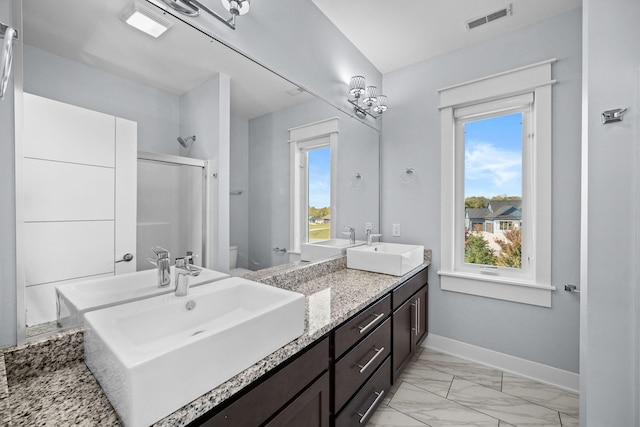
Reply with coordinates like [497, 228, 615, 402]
[392, 296, 414, 379]
[192, 266, 428, 427]
[334, 294, 391, 357]
[264, 372, 330, 427]
[415, 285, 428, 345]
[334, 357, 391, 427]
[334, 318, 391, 411]
[195, 338, 329, 426]
[392, 280, 428, 381]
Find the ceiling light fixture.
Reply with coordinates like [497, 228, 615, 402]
[160, 0, 250, 30]
[348, 75, 388, 119]
[120, 2, 174, 38]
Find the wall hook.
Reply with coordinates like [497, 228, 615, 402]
[350, 172, 364, 187]
[601, 107, 628, 124]
[400, 168, 416, 184]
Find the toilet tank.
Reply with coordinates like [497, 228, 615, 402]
[229, 245, 238, 269]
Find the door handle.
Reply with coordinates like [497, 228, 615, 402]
[116, 253, 134, 263]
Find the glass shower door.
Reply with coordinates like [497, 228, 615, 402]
[137, 157, 205, 271]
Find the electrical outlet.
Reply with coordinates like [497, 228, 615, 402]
[365, 222, 373, 232]
[392, 223, 401, 237]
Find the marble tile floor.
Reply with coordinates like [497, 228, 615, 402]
[368, 349, 579, 427]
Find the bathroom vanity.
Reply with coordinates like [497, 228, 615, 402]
[176, 262, 429, 426]
[1, 253, 430, 426]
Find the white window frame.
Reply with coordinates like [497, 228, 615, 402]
[289, 118, 338, 254]
[438, 59, 555, 307]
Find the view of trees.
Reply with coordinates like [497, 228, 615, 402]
[464, 231, 497, 265]
[465, 195, 522, 209]
[464, 194, 523, 268]
[464, 228, 522, 268]
[309, 206, 330, 219]
[495, 228, 522, 268]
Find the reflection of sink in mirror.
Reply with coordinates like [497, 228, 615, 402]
[300, 238, 366, 262]
[55, 267, 229, 328]
[347, 243, 425, 276]
[84, 277, 305, 427]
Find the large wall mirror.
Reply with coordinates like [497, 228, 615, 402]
[17, 0, 380, 340]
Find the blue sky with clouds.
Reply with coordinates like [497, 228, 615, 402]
[308, 147, 331, 208]
[464, 113, 523, 198]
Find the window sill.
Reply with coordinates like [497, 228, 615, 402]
[437, 270, 555, 307]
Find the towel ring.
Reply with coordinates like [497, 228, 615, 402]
[350, 172, 364, 187]
[400, 168, 416, 184]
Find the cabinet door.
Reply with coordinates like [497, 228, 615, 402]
[392, 297, 414, 381]
[265, 372, 330, 427]
[415, 285, 428, 346]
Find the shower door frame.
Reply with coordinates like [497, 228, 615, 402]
[137, 151, 211, 269]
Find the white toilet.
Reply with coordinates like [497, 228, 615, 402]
[229, 245, 252, 277]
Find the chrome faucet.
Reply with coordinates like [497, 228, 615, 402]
[149, 246, 171, 288]
[366, 229, 382, 246]
[174, 255, 202, 297]
[343, 226, 356, 244]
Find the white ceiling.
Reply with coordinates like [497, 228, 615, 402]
[311, 0, 582, 74]
[22, 0, 312, 119]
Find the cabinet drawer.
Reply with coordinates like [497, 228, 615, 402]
[335, 318, 391, 410]
[334, 294, 391, 357]
[392, 267, 428, 310]
[199, 337, 329, 426]
[334, 356, 391, 427]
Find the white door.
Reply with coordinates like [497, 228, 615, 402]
[22, 93, 137, 326]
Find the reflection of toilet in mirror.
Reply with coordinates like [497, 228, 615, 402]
[229, 246, 251, 277]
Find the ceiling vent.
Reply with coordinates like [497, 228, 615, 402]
[466, 4, 513, 31]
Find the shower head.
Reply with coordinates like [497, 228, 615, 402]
[177, 135, 196, 148]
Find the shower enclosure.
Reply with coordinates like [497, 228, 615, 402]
[137, 152, 209, 271]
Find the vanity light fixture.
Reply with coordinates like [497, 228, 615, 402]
[120, 2, 174, 38]
[160, 0, 250, 30]
[348, 75, 388, 119]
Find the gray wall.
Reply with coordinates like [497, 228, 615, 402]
[582, 0, 640, 424]
[230, 115, 249, 270]
[24, 46, 180, 154]
[179, 74, 231, 272]
[381, 9, 582, 373]
[248, 98, 379, 270]
[0, 1, 16, 348]
[148, 0, 381, 130]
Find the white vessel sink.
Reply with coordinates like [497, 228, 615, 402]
[55, 266, 229, 328]
[84, 277, 305, 427]
[300, 238, 365, 262]
[347, 243, 425, 276]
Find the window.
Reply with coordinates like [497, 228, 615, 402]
[305, 146, 331, 243]
[438, 60, 554, 307]
[458, 98, 529, 274]
[289, 118, 338, 254]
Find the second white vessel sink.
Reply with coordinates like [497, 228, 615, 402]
[300, 238, 365, 262]
[84, 277, 305, 427]
[347, 242, 425, 276]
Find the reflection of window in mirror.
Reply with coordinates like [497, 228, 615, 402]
[304, 146, 331, 243]
[289, 118, 338, 254]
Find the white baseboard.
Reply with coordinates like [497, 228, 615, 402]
[424, 334, 579, 394]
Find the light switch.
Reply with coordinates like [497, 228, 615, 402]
[392, 223, 401, 237]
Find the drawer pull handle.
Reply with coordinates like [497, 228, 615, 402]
[357, 389, 385, 424]
[357, 347, 385, 373]
[357, 312, 385, 334]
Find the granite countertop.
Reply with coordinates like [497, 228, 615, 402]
[1, 252, 431, 426]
